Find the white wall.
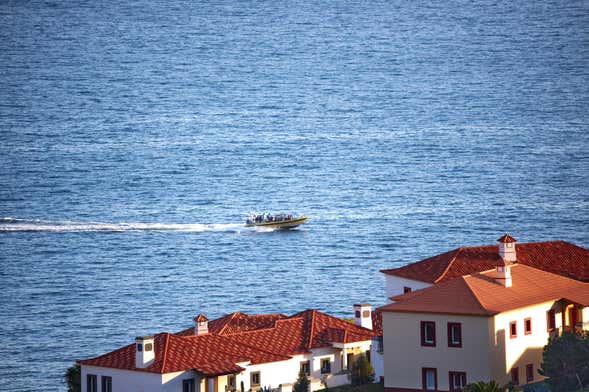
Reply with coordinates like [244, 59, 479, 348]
[384, 275, 431, 302]
[81, 365, 201, 392]
[370, 337, 384, 382]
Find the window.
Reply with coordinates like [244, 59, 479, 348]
[144, 342, 153, 351]
[136, 343, 143, 351]
[101, 376, 112, 392]
[421, 321, 436, 347]
[251, 372, 261, 387]
[526, 364, 534, 382]
[362, 310, 370, 317]
[422, 368, 437, 391]
[524, 318, 532, 335]
[403, 286, 412, 293]
[509, 321, 517, 338]
[182, 379, 195, 392]
[87, 375, 97, 392]
[228, 375, 236, 391]
[447, 322, 462, 347]
[511, 367, 519, 385]
[300, 360, 310, 376]
[355, 310, 361, 318]
[376, 335, 384, 353]
[320, 358, 331, 374]
[449, 371, 467, 391]
[547, 309, 556, 331]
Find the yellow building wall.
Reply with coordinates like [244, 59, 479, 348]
[490, 300, 556, 385]
[382, 311, 493, 391]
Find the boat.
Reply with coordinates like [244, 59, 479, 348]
[245, 213, 308, 229]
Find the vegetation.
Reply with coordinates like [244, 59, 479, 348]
[462, 380, 521, 392]
[539, 331, 589, 392]
[350, 354, 375, 385]
[241, 381, 245, 392]
[315, 382, 382, 392]
[257, 387, 272, 392]
[293, 370, 310, 392]
[64, 364, 81, 392]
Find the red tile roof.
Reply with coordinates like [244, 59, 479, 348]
[380, 240, 589, 283]
[193, 314, 208, 322]
[379, 264, 589, 316]
[79, 309, 375, 376]
[497, 233, 517, 243]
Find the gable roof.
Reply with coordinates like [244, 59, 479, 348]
[79, 309, 375, 376]
[380, 240, 589, 283]
[379, 264, 589, 316]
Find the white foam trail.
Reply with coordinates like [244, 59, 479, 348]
[0, 218, 270, 233]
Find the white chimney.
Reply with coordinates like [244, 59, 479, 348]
[353, 303, 372, 330]
[135, 336, 155, 368]
[194, 313, 209, 335]
[497, 233, 517, 262]
[493, 259, 513, 288]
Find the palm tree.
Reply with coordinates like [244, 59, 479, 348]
[64, 364, 81, 392]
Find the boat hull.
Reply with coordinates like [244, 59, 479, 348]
[245, 216, 308, 229]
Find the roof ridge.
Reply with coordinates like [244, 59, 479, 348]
[462, 276, 495, 315]
[218, 312, 245, 335]
[161, 333, 171, 373]
[434, 247, 462, 283]
[217, 317, 299, 337]
[307, 309, 317, 350]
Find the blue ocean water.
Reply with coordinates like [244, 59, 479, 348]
[1, 0, 588, 390]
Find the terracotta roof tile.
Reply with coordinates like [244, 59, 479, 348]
[371, 310, 383, 336]
[381, 240, 589, 283]
[497, 233, 517, 243]
[379, 264, 589, 316]
[79, 309, 375, 375]
[193, 314, 208, 322]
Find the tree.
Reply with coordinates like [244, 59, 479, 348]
[293, 370, 310, 392]
[462, 380, 521, 392]
[350, 354, 375, 385]
[64, 364, 81, 392]
[539, 331, 589, 392]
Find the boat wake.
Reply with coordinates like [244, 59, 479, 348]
[0, 217, 276, 233]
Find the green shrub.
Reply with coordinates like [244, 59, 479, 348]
[350, 354, 375, 385]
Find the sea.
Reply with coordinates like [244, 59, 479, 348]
[1, 0, 588, 390]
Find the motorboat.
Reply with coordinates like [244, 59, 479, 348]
[245, 213, 308, 229]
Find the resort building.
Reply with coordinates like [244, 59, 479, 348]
[79, 307, 376, 392]
[381, 235, 589, 300]
[378, 235, 589, 392]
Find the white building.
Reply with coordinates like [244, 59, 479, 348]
[377, 234, 589, 391]
[79, 308, 377, 392]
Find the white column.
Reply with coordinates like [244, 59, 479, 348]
[342, 347, 348, 371]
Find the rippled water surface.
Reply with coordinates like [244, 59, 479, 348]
[1, 0, 589, 390]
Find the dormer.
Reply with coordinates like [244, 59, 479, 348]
[135, 336, 155, 368]
[194, 313, 209, 335]
[497, 233, 517, 263]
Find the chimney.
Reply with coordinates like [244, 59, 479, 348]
[493, 258, 513, 288]
[193, 313, 209, 335]
[353, 303, 372, 329]
[497, 233, 517, 262]
[135, 336, 155, 368]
